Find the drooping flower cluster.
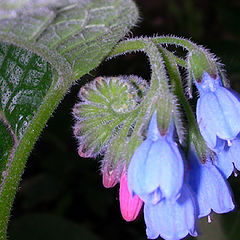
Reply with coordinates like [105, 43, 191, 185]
[125, 111, 235, 239]
[127, 112, 196, 239]
[98, 71, 238, 240]
[72, 37, 240, 240]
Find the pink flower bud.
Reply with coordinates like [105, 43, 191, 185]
[119, 169, 143, 221]
[102, 164, 118, 188]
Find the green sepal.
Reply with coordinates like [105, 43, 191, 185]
[187, 49, 218, 85]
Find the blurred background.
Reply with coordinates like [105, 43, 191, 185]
[8, 0, 240, 239]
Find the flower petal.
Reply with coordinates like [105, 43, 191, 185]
[228, 138, 240, 171]
[215, 87, 240, 139]
[144, 184, 197, 240]
[188, 150, 235, 218]
[218, 138, 240, 172]
[127, 138, 153, 197]
[216, 151, 234, 179]
[147, 139, 184, 200]
[130, 138, 184, 202]
[196, 95, 218, 149]
[144, 203, 160, 239]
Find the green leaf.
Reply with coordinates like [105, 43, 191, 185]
[0, 0, 138, 238]
[0, 0, 138, 79]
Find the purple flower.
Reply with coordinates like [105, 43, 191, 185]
[127, 112, 184, 204]
[144, 184, 198, 240]
[188, 146, 235, 218]
[195, 71, 240, 152]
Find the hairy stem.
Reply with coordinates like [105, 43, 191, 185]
[158, 46, 207, 159]
[151, 36, 198, 51]
[108, 37, 188, 68]
[0, 73, 68, 239]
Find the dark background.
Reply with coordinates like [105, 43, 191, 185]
[8, 0, 240, 239]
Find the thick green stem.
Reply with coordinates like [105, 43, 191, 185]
[0, 72, 70, 239]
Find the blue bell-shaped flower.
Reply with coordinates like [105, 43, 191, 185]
[144, 184, 198, 240]
[127, 112, 184, 204]
[195, 71, 240, 152]
[188, 146, 235, 218]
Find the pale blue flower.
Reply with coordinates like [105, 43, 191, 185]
[195, 71, 240, 151]
[217, 137, 240, 178]
[127, 112, 184, 204]
[215, 152, 234, 179]
[144, 184, 198, 240]
[188, 147, 235, 218]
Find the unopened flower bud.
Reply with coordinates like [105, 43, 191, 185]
[119, 169, 143, 222]
[102, 164, 119, 188]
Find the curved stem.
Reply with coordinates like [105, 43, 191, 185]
[142, 38, 169, 92]
[107, 38, 177, 162]
[108, 37, 188, 68]
[158, 46, 207, 159]
[0, 72, 68, 239]
[151, 36, 198, 51]
[128, 38, 174, 133]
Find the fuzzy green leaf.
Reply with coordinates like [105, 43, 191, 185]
[0, 0, 138, 238]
